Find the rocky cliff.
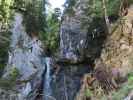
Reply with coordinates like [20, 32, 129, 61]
[1, 13, 45, 100]
[0, 1, 133, 100]
[75, 5, 133, 100]
[97, 5, 133, 78]
[60, 0, 106, 64]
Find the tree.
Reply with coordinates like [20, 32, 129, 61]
[102, 0, 111, 34]
[43, 8, 61, 54]
[0, 0, 13, 68]
[63, 0, 76, 14]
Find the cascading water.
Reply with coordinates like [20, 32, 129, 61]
[43, 57, 53, 100]
[42, 57, 90, 100]
[5, 11, 91, 100]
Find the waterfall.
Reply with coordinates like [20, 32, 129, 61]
[43, 57, 54, 100]
[42, 57, 90, 100]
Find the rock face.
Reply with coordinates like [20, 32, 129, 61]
[43, 58, 91, 100]
[60, 0, 89, 63]
[74, 5, 133, 100]
[96, 5, 133, 78]
[60, 0, 106, 64]
[3, 13, 45, 100]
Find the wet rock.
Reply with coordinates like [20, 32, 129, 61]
[43, 62, 90, 100]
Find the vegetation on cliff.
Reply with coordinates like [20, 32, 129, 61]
[0, 0, 133, 100]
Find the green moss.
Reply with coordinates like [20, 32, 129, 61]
[9, 67, 20, 81]
[85, 89, 93, 97]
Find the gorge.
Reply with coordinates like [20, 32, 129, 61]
[0, 0, 133, 100]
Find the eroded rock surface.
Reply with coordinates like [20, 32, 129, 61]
[2, 13, 45, 100]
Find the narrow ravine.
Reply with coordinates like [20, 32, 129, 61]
[0, 0, 133, 100]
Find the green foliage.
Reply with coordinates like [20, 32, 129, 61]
[40, 9, 61, 53]
[83, 0, 121, 18]
[128, 72, 133, 82]
[0, 31, 11, 71]
[84, 72, 133, 100]
[17, 0, 46, 36]
[1, 0, 59, 57]
[19, 0, 60, 54]
[0, 47, 8, 61]
[9, 67, 20, 81]
[0, 67, 19, 90]
[0, 64, 4, 70]
[0, 64, 5, 77]
[0, 0, 13, 68]
[110, 74, 133, 100]
[106, 0, 121, 16]
[13, 0, 27, 9]
[64, 0, 76, 15]
[101, 72, 133, 100]
[85, 89, 93, 97]
[0, 0, 14, 28]
[64, 0, 122, 18]
[13, 0, 58, 53]
[0, 78, 16, 90]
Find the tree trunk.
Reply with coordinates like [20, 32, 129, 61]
[102, 0, 111, 34]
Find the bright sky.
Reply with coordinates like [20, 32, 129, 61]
[49, 0, 66, 11]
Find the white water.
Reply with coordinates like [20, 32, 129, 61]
[43, 57, 53, 100]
